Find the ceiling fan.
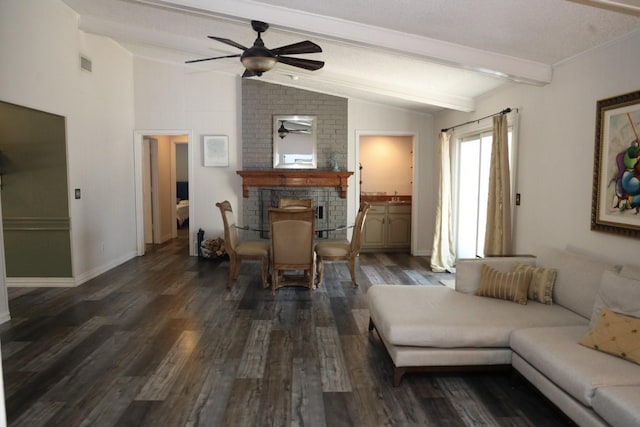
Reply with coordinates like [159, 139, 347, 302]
[186, 20, 324, 77]
[277, 119, 312, 138]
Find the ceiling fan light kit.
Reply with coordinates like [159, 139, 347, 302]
[241, 54, 277, 75]
[186, 20, 324, 78]
[277, 121, 289, 139]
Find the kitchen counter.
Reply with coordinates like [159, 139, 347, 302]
[360, 195, 411, 204]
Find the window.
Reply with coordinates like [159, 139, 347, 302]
[454, 128, 514, 258]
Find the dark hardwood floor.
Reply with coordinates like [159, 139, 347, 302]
[1, 231, 573, 426]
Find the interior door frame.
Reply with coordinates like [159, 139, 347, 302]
[171, 140, 188, 239]
[133, 130, 194, 256]
[142, 137, 160, 244]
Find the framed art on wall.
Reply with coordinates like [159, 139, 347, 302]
[203, 135, 229, 167]
[591, 89, 640, 237]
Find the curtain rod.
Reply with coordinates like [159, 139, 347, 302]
[441, 107, 514, 133]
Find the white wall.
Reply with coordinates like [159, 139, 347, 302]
[435, 31, 640, 266]
[349, 100, 436, 256]
[0, 0, 137, 285]
[134, 58, 242, 243]
[360, 135, 414, 195]
[135, 59, 439, 255]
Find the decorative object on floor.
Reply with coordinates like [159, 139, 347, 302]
[269, 207, 316, 295]
[315, 201, 370, 287]
[186, 20, 324, 77]
[216, 200, 269, 288]
[591, 89, 640, 237]
[203, 135, 229, 167]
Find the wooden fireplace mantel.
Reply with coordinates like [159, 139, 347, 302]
[237, 170, 354, 198]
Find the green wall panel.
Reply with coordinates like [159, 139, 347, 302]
[0, 101, 72, 277]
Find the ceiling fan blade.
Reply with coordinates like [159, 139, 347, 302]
[270, 40, 322, 56]
[207, 36, 248, 51]
[276, 56, 325, 71]
[185, 54, 241, 64]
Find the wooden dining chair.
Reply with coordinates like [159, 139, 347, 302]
[315, 201, 371, 288]
[269, 207, 316, 295]
[216, 200, 269, 289]
[278, 198, 313, 209]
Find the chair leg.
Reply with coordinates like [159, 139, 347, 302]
[348, 258, 358, 287]
[260, 256, 269, 289]
[271, 268, 278, 296]
[227, 254, 237, 288]
[309, 262, 315, 291]
[316, 258, 324, 288]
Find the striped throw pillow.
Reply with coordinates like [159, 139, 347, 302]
[515, 263, 557, 304]
[476, 264, 532, 305]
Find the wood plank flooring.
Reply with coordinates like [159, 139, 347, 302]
[1, 231, 574, 426]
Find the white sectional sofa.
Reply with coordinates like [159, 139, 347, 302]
[367, 247, 640, 426]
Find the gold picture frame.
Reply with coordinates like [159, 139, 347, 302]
[591, 89, 640, 237]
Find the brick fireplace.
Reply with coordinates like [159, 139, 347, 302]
[237, 170, 354, 240]
[240, 80, 349, 239]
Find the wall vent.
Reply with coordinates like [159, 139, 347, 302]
[80, 55, 92, 72]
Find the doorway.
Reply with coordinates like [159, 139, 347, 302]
[355, 132, 417, 253]
[134, 130, 193, 256]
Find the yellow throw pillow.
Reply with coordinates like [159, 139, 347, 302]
[476, 264, 531, 305]
[515, 263, 557, 304]
[579, 307, 640, 365]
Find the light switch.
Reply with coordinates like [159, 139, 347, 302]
[75, 189, 81, 199]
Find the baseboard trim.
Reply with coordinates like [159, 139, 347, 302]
[412, 249, 431, 256]
[7, 250, 138, 288]
[7, 277, 76, 287]
[74, 251, 138, 286]
[0, 311, 11, 324]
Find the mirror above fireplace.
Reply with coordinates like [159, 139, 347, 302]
[273, 115, 317, 169]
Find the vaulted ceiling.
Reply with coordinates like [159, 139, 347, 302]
[61, 0, 640, 113]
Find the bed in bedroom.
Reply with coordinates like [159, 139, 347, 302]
[176, 181, 189, 228]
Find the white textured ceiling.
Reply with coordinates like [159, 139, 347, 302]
[61, 0, 640, 113]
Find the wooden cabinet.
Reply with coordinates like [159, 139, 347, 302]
[362, 203, 411, 251]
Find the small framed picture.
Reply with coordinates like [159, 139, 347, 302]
[203, 135, 229, 167]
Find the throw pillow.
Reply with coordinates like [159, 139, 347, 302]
[515, 263, 557, 304]
[476, 264, 531, 305]
[589, 270, 640, 329]
[579, 307, 640, 365]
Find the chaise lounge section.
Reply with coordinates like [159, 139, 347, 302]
[368, 247, 640, 426]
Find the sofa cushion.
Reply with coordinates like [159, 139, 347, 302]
[536, 247, 617, 319]
[515, 263, 556, 304]
[580, 307, 640, 365]
[592, 386, 640, 427]
[510, 326, 640, 407]
[367, 285, 586, 348]
[476, 264, 531, 305]
[590, 269, 640, 328]
[455, 257, 536, 294]
[619, 264, 640, 279]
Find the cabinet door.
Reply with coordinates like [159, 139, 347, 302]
[362, 213, 386, 248]
[387, 213, 411, 247]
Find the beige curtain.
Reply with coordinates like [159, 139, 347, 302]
[431, 131, 455, 272]
[484, 114, 512, 256]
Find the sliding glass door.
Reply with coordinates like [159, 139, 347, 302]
[455, 129, 513, 259]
